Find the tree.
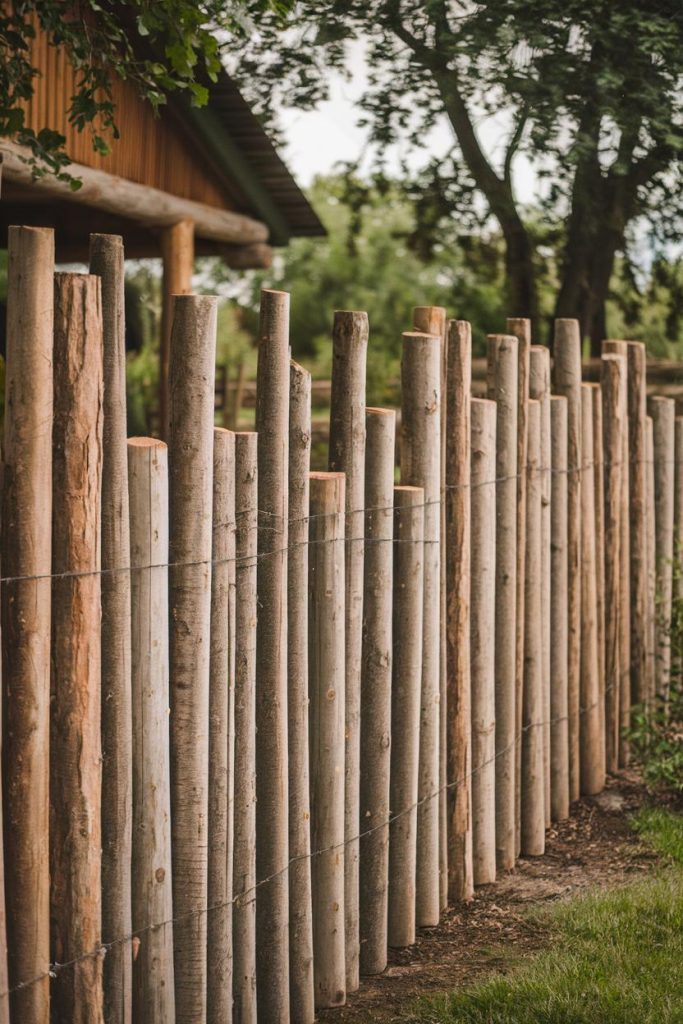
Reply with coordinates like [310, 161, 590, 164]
[227, 0, 683, 351]
[0, 0, 287, 185]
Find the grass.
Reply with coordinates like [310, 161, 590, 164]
[406, 807, 683, 1024]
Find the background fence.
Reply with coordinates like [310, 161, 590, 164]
[0, 224, 678, 1024]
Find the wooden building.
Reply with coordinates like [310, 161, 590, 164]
[0, 21, 324, 429]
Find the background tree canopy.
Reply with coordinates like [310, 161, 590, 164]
[226, 0, 683, 352]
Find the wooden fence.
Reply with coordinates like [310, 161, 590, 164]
[0, 224, 679, 1024]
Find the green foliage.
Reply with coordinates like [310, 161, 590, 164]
[0, 0, 290, 183]
[634, 807, 683, 865]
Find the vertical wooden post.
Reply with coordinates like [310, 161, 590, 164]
[602, 342, 631, 765]
[470, 398, 497, 884]
[646, 417, 657, 706]
[675, 418, 683, 592]
[160, 219, 194, 439]
[168, 294, 216, 1024]
[233, 432, 258, 1024]
[328, 310, 367, 990]
[579, 385, 604, 795]
[288, 362, 315, 1024]
[505, 317, 530, 859]
[651, 397, 676, 703]
[388, 486, 424, 947]
[401, 330, 441, 925]
[552, 319, 582, 802]
[359, 408, 395, 975]
[445, 320, 473, 902]
[128, 438, 175, 1024]
[308, 472, 346, 1010]
[591, 385, 606, 772]
[601, 355, 626, 773]
[255, 290, 290, 1021]
[2, 225, 53, 1024]
[208, 427, 236, 1024]
[529, 346, 551, 827]
[51, 272, 104, 1023]
[550, 397, 570, 821]
[625, 342, 649, 708]
[521, 401, 544, 856]
[413, 304, 449, 914]
[486, 334, 518, 870]
[90, 232, 133, 1024]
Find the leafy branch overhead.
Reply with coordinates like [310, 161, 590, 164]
[0, 0, 289, 186]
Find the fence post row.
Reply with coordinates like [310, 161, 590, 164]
[0, 221, 679, 1023]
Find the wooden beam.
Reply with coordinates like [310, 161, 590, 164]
[160, 220, 194, 440]
[0, 140, 268, 244]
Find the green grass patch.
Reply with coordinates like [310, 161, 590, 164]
[407, 809, 683, 1024]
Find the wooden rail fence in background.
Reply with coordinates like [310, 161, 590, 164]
[0, 225, 680, 1024]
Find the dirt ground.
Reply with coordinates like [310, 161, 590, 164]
[319, 771, 673, 1024]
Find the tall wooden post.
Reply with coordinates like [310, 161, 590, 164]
[646, 417, 657, 706]
[505, 317, 530, 859]
[168, 294, 216, 1024]
[529, 346, 551, 826]
[328, 310, 367, 990]
[308, 473, 346, 1010]
[128, 438, 175, 1024]
[470, 398, 497, 884]
[579, 385, 604, 795]
[550, 397, 570, 821]
[486, 334, 518, 870]
[591, 385, 606, 770]
[675, 418, 683, 590]
[359, 408, 395, 975]
[552, 319, 582, 802]
[233, 432, 258, 1024]
[288, 362, 315, 1024]
[255, 290, 291, 1021]
[90, 233, 133, 1024]
[445, 320, 473, 901]
[401, 330, 441, 925]
[388, 486, 424, 947]
[651, 397, 676, 703]
[208, 428, 236, 1024]
[51, 273, 104, 1024]
[625, 343, 649, 708]
[2, 225, 53, 1024]
[160, 219, 194, 438]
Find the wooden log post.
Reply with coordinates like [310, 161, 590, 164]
[233, 432, 258, 1024]
[2, 225, 53, 1024]
[208, 428, 236, 1024]
[529, 346, 552, 827]
[255, 290, 291, 1021]
[651, 397, 676, 704]
[505, 317, 530, 859]
[486, 334, 518, 870]
[625, 343, 649, 708]
[601, 355, 626, 773]
[521, 401, 545, 856]
[675, 417, 683, 598]
[646, 417, 657, 706]
[602, 342, 631, 765]
[359, 408, 396, 975]
[579, 385, 605, 795]
[550, 397, 570, 821]
[308, 472, 346, 1010]
[591, 385, 606, 773]
[328, 311, 367, 991]
[90, 232, 133, 1024]
[128, 438, 175, 1024]
[388, 486, 424, 947]
[168, 294, 216, 1024]
[470, 398, 497, 884]
[552, 319, 582, 803]
[401, 330, 441, 925]
[413, 304, 449, 914]
[288, 362, 315, 1024]
[51, 272, 104, 1023]
[445, 320, 473, 902]
[160, 219, 194, 438]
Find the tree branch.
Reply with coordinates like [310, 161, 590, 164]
[504, 105, 528, 186]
